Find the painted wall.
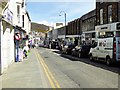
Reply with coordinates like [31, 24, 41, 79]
[1, 0, 31, 74]
[1, 0, 14, 73]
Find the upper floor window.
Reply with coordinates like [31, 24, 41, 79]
[17, 5, 20, 23]
[100, 9, 103, 24]
[108, 5, 112, 23]
[17, 5, 20, 15]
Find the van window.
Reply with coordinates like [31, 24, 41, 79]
[116, 31, 120, 37]
[92, 42, 97, 48]
[106, 32, 114, 37]
[99, 31, 114, 38]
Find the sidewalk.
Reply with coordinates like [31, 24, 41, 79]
[2, 48, 50, 88]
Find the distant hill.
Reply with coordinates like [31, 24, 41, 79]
[31, 22, 49, 33]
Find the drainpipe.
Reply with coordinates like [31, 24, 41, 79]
[0, 0, 9, 75]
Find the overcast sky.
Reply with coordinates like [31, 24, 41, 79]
[26, 0, 96, 26]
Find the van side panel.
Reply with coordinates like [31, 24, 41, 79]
[116, 37, 120, 61]
[98, 38, 113, 59]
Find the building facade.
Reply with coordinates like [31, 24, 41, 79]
[65, 18, 81, 45]
[0, 0, 31, 74]
[81, 9, 96, 44]
[66, 9, 96, 45]
[47, 1, 120, 46]
[96, 1, 120, 25]
[0, 0, 9, 74]
[96, 1, 120, 41]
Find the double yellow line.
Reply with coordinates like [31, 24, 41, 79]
[35, 49, 60, 88]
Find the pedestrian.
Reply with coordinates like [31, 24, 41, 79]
[23, 44, 29, 58]
[19, 46, 23, 61]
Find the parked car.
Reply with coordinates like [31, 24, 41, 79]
[62, 43, 75, 55]
[32, 44, 35, 48]
[39, 43, 44, 47]
[72, 45, 93, 58]
[50, 41, 59, 49]
[71, 46, 81, 57]
[43, 44, 49, 48]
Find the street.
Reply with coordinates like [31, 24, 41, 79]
[1, 1, 120, 90]
[36, 47, 119, 88]
[2, 47, 119, 88]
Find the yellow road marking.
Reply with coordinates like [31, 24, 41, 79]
[35, 49, 60, 88]
[36, 53, 55, 88]
[42, 60, 60, 88]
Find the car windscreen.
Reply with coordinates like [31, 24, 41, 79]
[82, 46, 92, 49]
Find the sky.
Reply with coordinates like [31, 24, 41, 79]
[26, 0, 96, 26]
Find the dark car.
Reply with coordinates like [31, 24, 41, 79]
[62, 43, 75, 55]
[71, 46, 81, 57]
[50, 41, 59, 49]
[71, 45, 92, 58]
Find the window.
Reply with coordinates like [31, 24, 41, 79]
[17, 5, 20, 23]
[116, 31, 120, 37]
[17, 5, 20, 15]
[99, 31, 114, 38]
[108, 5, 112, 23]
[100, 9, 103, 24]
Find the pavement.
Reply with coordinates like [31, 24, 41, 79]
[2, 48, 50, 88]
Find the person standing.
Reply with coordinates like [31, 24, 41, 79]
[19, 46, 23, 61]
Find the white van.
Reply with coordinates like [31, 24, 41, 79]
[89, 31, 120, 65]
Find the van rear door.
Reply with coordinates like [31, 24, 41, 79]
[116, 37, 120, 61]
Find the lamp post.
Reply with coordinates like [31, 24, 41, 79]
[59, 11, 66, 39]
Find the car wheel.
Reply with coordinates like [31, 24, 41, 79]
[89, 54, 93, 61]
[78, 53, 81, 58]
[106, 57, 111, 66]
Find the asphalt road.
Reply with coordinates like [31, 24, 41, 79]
[37, 47, 119, 88]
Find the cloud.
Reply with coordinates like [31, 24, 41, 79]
[38, 20, 54, 27]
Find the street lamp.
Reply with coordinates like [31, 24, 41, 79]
[59, 11, 66, 39]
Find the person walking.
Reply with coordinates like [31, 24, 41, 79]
[23, 44, 29, 58]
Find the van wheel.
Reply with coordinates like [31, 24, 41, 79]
[89, 54, 93, 61]
[106, 57, 111, 66]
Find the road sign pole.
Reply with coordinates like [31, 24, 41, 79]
[16, 40, 19, 62]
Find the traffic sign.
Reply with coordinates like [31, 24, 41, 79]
[15, 33, 21, 40]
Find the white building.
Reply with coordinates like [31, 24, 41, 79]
[0, 0, 31, 74]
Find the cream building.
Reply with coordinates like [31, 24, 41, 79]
[0, 0, 31, 74]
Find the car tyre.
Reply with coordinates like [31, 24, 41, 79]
[106, 57, 111, 66]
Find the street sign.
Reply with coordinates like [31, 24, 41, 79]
[15, 33, 21, 40]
